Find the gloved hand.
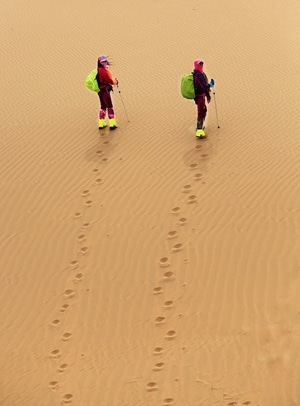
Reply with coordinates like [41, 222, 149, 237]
[115, 78, 119, 85]
[107, 84, 113, 92]
[210, 79, 215, 87]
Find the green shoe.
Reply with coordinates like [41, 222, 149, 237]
[109, 118, 118, 130]
[196, 128, 206, 138]
[98, 119, 107, 129]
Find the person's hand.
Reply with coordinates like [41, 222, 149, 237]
[115, 78, 119, 85]
[210, 79, 215, 87]
[207, 96, 211, 103]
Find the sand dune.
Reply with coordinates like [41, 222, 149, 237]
[1, 0, 300, 405]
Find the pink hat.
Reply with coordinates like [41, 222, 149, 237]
[194, 59, 204, 68]
[98, 55, 108, 63]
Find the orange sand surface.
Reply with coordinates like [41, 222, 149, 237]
[1, 1, 300, 405]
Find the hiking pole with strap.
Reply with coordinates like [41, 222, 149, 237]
[211, 85, 220, 128]
[116, 80, 130, 122]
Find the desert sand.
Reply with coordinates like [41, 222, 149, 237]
[1, 0, 300, 405]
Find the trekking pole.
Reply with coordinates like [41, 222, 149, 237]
[212, 86, 220, 128]
[116, 81, 130, 122]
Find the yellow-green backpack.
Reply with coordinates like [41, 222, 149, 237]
[85, 69, 100, 92]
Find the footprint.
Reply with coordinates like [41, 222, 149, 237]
[194, 173, 203, 181]
[94, 178, 103, 185]
[77, 235, 86, 242]
[178, 217, 187, 225]
[51, 319, 61, 327]
[64, 289, 75, 299]
[195, 144, 202, 150]
[153, 347, 164, 356]
[69, 260, 78, 269]
[58, 363, 68, 373]
[187, 195, 197, 204]
[171, 207, 180, 214]
[84, 200, 92, 207]
[172, 243, 183, 252]
[163, 399, 174, 405]
[96, 150, 103, 156]
[62, 394, 74, 404]
[74, 273, 83, 282]
[62, 332, 72, 341]
[78, 246, 88, 256]
[92, 168, 100, 173]
[82, 222, 90, 229]
[165, 330, 177, 341]
[162, 271, 175, 282]
[153, 287, 163, 295]
[182, 185, 192, 193]
[102, 158, 108, 162]
[167, 230, 177, 239]
[201, 154, 209, 158]
[242, 403, 251, 405]
[153, 362, 164, 372]
[189, 163, 198, 170]
[164, 301, 173, 308]
[49, 381, 59, 390]
[81, 190, 90, 197]
[227, 403, 237, 406]
[103, 140, 110, 145]
[50, 349, 61, 359]
[155, 316, 165, 325]
[159, 257, 170, 268]
[60, 304, 69, 312]
[74, 212, 81, 219]
[146, 382, 158, 392]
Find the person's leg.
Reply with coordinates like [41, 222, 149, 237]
[98, 91, 107, 129]
[107, 107, 117, 130]
[196, 94, 207, 129]
[103, 92, 117, 130]
[195, 94, 207, 138]
[201, 104, 207, 128]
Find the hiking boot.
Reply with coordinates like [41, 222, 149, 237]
[109, 118, 118, 131]
[195, 128, 206, 138]
[98, 119, 107, 129]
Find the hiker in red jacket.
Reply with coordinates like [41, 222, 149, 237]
[193, 59, 214, 138]
[97, 55, 118, 130]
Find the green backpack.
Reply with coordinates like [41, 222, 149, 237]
[181, 73, 195, 99]
[85, 69, 100, 92]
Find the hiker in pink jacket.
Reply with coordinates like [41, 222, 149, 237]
[193, 59, 214, 138]
[96, 55, 118, 130]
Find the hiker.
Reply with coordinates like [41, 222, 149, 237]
[97, 55, 118, 130]
[193, 59, 214, 138]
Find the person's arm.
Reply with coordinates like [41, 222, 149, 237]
[109, 69, 118, 86]
[197, 73, 210, 90]
[196, 72, 213, 102]
[104, 69, 117, 85]
[99, 68, 117, 85]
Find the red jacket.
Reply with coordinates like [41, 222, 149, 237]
[97, 67, 117, 88]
